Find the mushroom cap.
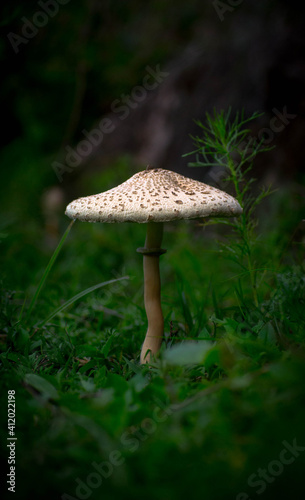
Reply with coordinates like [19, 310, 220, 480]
[65, 168, 242, 223]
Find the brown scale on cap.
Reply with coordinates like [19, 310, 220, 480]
[65, 168, 242, 223]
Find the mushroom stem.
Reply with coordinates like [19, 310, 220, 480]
[139, 222, 165, 364]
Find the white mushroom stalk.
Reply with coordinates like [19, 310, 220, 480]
[137, 222, 166, 363]
[65, 167, 243, 365]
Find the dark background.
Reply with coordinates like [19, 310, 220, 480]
[1, 0, 305, 219]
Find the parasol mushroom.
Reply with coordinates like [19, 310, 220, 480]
[65, 167, 242, 363]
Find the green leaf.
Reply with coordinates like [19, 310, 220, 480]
[124, 357, 142, 374]
[75, 344, 101, 358]
[78, 360, 99, 374]
[37, 276, 129, 327]
[105, 373, 129, 395]
[4, 352, 29, 366]
[102, 335, 114, 357]
[24, 373, 59, 400]
[94, 365, 107, 388]
[79, 376, 95, 392]
[164, 341, 214, 365]
[222, 318, 240, 336]
[258, 322, 277, 344]
[26, 220, 75, 320]
[204, 348, 220, 369]
[13, 327, 30, 351]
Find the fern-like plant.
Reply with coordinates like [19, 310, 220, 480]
[184, 109, 274, 307]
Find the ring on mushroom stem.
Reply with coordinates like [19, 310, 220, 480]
[65, 167, 242, 364]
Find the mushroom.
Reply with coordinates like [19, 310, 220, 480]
[65, 167, 242, 363]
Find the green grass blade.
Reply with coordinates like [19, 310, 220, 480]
[36, 276, 129, 327]
[26, 220, 75, 319]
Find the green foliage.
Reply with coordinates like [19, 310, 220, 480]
[1, 111, 305, 499]
[26, 220, 75, 319]
[185, 109, 275, 306]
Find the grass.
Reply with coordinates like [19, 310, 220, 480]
[1, 118, 305, 500]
